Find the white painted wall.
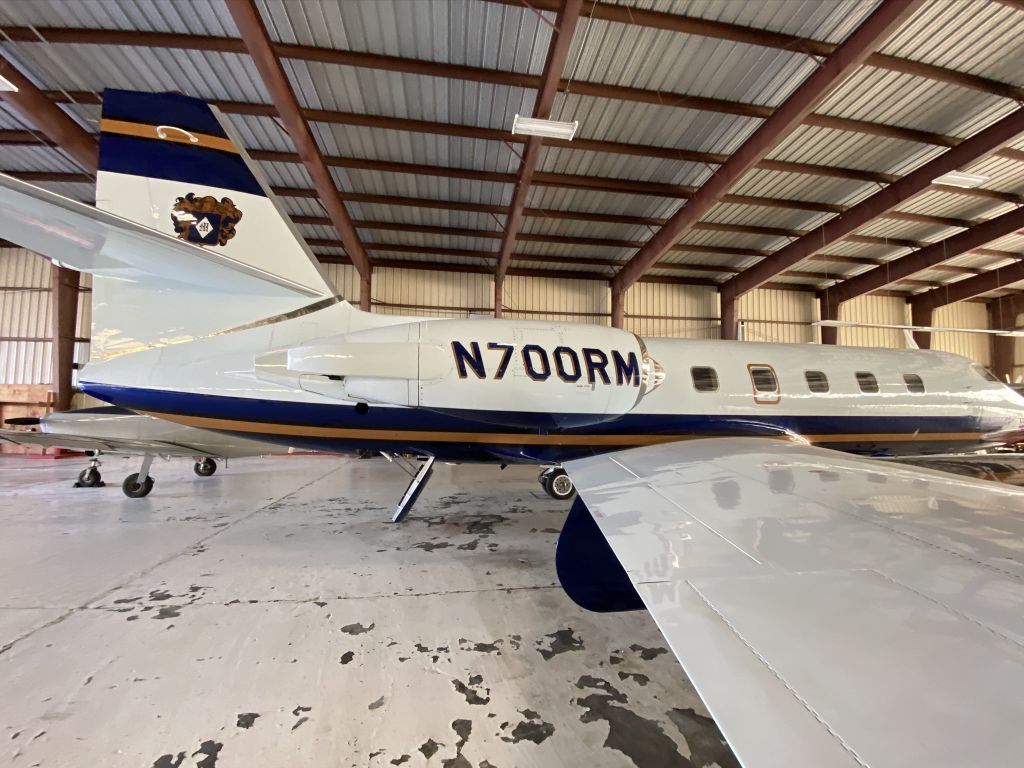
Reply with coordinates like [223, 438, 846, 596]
[837, 295, 910, 348]
[501, 275, 609, 324]
[623, 282, 718, 339]
[738, 288, 817, 344]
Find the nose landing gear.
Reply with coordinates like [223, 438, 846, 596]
[75, 456, 104, 488]
[194, 457, 217, 477]
[540, 467, 575, 500]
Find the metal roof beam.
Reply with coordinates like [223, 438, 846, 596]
[824, 205, 1024, 304]
[612, 0, 927, 295]
[0, 55, 96, 173]
[720, 107, 1024, 302]
[488, 0, 1024, 103]
[19, 27, 1024, 160]
[225, 0, 371, 288]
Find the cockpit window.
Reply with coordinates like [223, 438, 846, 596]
[690, 366, 719, 392]
[855, 371, 879, 394]
[902, 373, 925, 394]
[804, 370, 829, 393]
[972, 364, 1001, 383]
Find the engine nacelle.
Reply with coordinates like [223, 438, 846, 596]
[257, 318, 664, 428]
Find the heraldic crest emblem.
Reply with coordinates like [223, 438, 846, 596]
[170, 193, 243, 246]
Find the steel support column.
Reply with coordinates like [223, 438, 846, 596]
[720, 294, 737, 340]
[819, 296, 839, 345]
[610, 286, 624, 328]
[359, 270, 372, 312]
[988, 299, 1019, 381]
[50, 265, 79, 412]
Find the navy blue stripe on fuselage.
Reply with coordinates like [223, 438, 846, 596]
[102, 89, 229, 138]
[99, 134, 266, 196]
[80, 382, 988, 439]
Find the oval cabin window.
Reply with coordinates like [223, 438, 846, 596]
[804, 370, 829, 393]
[902, 373, 925, 394]
[749, 366, 779, 394]
[855, 371, 879, 394]
[691, 366, 719, 392]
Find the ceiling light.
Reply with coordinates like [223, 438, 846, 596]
[512, 114, 578, 141]
[0, 75, 18, 92]
[933, 171, 989, 188]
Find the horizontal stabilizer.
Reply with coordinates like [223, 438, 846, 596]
[0, 173, 322, 298]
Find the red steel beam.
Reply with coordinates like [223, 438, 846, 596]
[225, 0, 372, 298]
[487, 0, 1024, 103]
[24, 32, 1024, 161]
[612, 0, 927, 298]
[825, 205, 1024, 305]
[494, 0, 583, 315]
[0, 55, 96, 173]
[720, 107, 1024, 303]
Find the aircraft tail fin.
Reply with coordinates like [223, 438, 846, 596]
[96, 88, 332, 296]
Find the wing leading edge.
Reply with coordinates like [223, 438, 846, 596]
[565, 438, 1024, 768]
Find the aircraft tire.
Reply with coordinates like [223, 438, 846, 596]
[542, 468, 575, 501]
[78, 467, 102, 487]
[122, 472, 154, 498]
[194, 458, 217, 477]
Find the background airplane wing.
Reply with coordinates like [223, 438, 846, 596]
[565, 438, 1024, 768]
[0, 173, 322, 298]
[0, 428, 210, 457]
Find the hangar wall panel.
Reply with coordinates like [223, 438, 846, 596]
[932, 301, 990, 366]
[0, 249, 91, 385]
[738, 289, 817, 344]
[623, 283, 719, 339]
[838, 295, 909, 348]
[502, 276, 609, 324]
[374, 268, 493, 318]
[320, 263, 361, 303]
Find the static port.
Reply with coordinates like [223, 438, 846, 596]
[355, 402, 369, 415]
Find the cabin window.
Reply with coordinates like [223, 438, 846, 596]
[856, 371, 879, 394]
[690, 366, 719, 392]
[972, 364, 1001, 383]
[902, 373, 925, 394]
[804, 370, 829, 393]
[749, 366, 779, 394]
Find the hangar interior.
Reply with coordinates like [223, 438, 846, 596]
[1, 1, 1023, 766]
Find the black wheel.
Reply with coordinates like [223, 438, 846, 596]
[77, 467, 102, 487]
[542, 468, 575, 500]
[194, 458, 217, 477]
[122, 472, 154, 498]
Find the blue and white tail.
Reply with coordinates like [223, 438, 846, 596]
[96, 88, 331, 295]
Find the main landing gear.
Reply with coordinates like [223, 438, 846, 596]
[540, 467, 575, 500]
[122, 454, 155, 498]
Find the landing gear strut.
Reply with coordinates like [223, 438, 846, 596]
[122, 454, 155, 498]
[75, 456, 104, 488]
[194, 457, 217, 477]
[540, 467, 575, 500]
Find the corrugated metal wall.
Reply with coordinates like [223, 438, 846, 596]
[932, 301, 990, 366]
[319, 263, 361, 304]
[502, 276, 609, 324]
[838, 295, 910, 348]
[623, 282, 719, 338]
[0, 249, 91, 385]
[373, 268, 493, 318]
[738, 289, 817, 344]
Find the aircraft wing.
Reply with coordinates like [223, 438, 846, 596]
[0, 173, 322, 298]
[565, 438, 1024, 768]
[0, 428, 210, 457]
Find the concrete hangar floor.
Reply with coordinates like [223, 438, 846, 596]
[0, 455, 737, 768]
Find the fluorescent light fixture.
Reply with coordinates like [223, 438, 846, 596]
[0, 75, 18, 92]
[933, 171, 989, 188]
[512, 114, 578, 141]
